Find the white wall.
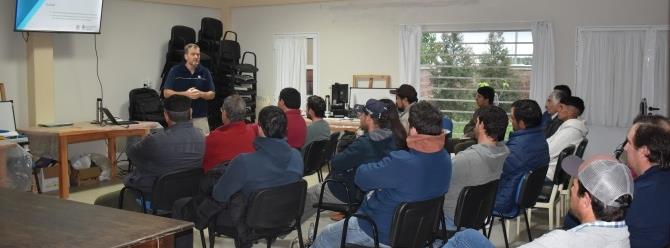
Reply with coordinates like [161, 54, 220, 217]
[231, 0, 669, 156]
[52, 0, 220, 123]
[0, 1, 28, 128]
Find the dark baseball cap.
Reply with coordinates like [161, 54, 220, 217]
[390, 84, 418, 102]
[560, 96, 585, 116]
[354, 99, 389, 119]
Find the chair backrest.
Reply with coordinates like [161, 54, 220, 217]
[324, 132, 341, 162]
[302, 140, 329, 176]
[168, 25, 196, 52]
[518, 166, 549, 209]
[553, 145, 577, 185]
[198, 17, 223, 41]
[245, 179, 307, 230]
[389, 195, 445, 248]
[575, 138, 589, 158]
[454, 180, 499, 230]
[151, 167, 203, 213]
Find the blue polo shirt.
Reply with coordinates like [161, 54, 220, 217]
[626, 166, 670, 248]
[163, 63, 215, 118]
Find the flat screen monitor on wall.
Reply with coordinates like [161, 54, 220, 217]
[14, 0, 104, 33]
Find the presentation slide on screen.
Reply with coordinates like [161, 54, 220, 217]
[16, 0, 103, 32]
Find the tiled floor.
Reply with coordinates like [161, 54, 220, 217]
[60, 167, 558, 248]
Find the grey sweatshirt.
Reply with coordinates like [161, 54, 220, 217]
[443, 142, 510, 221]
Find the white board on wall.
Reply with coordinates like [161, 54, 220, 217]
[349, 87, 395, 107]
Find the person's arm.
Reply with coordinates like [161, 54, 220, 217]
[547, 125, 582, 161]
[212, 157, 247, 202]
[197, 70, 215, 100]
[126, 134, 158, 169]
[354, 155, 402, 191]
[330, 137, 367, 173]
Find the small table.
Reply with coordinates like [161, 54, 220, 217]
[18, 122, 160, 199]
[0, 188, 193, 247]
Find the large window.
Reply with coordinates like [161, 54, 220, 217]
[420, 31, 533, 137]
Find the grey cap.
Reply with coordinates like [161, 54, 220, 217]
[561, 155, 634, 207]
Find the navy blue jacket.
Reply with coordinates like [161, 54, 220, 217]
[328, 133, 397, 202]
[626, 166, 670, 248]
[541, 111, 552, 128]
[212, 137, 303, 203]
[355, 149, 451, 245]
[163, 63, 215, 118]
[493, 126, 549, 216]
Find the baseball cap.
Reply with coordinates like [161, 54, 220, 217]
[354, 99, 389, 119]
[560, 96, 585, 116]
[561, 154, 634, 207]
[390, 84, 418, 102]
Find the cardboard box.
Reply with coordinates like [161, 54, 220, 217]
[70, 166, 102, 187]
[38, 165, 60, 193]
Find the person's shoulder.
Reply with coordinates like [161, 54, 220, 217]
[169, 63, 185, 73]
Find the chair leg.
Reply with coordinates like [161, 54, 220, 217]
[486, 216, 494, 238]
[266, 238, 272, 248]
[296, 219, 305, 248]
[208, 228, 215, 248]
[199, 230, 207, 248]
[33, 169, 42, 194]
[524, 209, 533, 242]
[516, 216, 521, 236]
[500, 219, 509, 248]
[549, 206, 554, 230]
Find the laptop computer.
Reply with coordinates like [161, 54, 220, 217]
[101, 108, 139, 125]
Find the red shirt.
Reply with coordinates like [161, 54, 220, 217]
[285, 109, 307, 148]
[202, 121, 256, 171]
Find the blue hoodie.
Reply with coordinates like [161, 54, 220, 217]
[213, 137, 303, 202]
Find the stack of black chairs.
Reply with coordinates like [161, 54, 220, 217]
[159, 17, 259, 129]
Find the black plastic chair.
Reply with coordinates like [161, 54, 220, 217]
[341, 214, 380, 248]
[208, 179, 308, 248]
[311, 179, 363, 243]
[118, 167, 203, 215]
[575, 138, 589, 158]
[451, 180, 500, 234]
[488, 166, 549, 248]
[341, 195, 445, 248]
[323, 131, 341, 173]
[303, 140, 329, 182]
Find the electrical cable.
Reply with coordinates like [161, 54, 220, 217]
[94, 35, 104, 100]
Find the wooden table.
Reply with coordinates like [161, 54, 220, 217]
[18, 122, 159, 199]
[0, 188, 193, 248]
[305, 117, 360, 133]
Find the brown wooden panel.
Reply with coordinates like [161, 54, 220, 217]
[0, 188, 193, 247]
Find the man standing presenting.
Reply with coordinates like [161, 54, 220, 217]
[163, 43, 215, 134]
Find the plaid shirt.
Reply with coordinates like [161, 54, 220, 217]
[571, 220, 628, 232]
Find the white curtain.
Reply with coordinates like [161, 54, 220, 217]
[399, 25, 422, 92]
[576, 27, 668, 127]
[529, 21, 556, 103]
[273, 36, 307, 108]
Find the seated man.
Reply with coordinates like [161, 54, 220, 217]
[212, 106, 304, 204]
[278, 87, 307, 149]
[392, 84, 418, 133]
[447, 86, 495, 153]
[444, 155, 635, 248]
[444, 105, 510, 229]
[312, 101, 452, 247]
[202, 95, 256, 171]
[493, 99, 549, 216]
[623, 115, 670, 247]
[302, 99, 401, 222]
[302, 95, 331, 151]
[94, 95, 205, 211]
[543, 85, 571, 138]
[546, 96, 588, 180]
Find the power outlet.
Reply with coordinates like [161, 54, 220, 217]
[141, 79, 151, 88]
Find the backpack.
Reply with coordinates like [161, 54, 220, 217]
[128, 88, 165, 126]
